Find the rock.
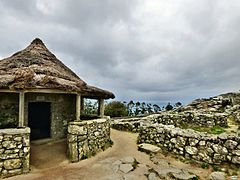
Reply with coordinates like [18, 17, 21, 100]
[154, 167, 182, 179]
[225, 140, 238, 150]
[185, 146, 198, 155]
[232, 156, 240, 164]
[119, 164, 134, 173]
[68, 125, 87, 135]
[138, 143, 161, 153]
[148, 172, 159, 180]
[3, 159, 22, 170]
[150, 156, 169, 167]
[121, 157, 137, 164]
[123, 174, 146, 180]
[171, 170, 198, 180]
[209, 172, 226, 180]
[134, 164, 149, 176]
[2, 141, 17, 149]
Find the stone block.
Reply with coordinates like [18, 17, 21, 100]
[3, 159, 22, 170]
[185, 146, 198, 155]
[68, 125, 87, 135]
[2, 141, 17, 149]
[68, 142, 78, 162]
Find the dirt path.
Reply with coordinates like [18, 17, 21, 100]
[7, 129, 210, 180]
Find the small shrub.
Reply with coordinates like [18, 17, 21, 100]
[212, 165, 221, 171]
[201, 162, 209, 169]
[105, 101, 128, 117]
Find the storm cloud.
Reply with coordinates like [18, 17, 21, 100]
[1, 0, 240, 104]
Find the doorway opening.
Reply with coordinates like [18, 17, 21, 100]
[28, 102, 51, 140]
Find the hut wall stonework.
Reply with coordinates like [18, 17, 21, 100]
[0, 128, 30, 178]
[138, 124, 240, 166]
[0, 93, 19, 129]
[25, 93, 75, 139]
[67, 118, 111, 162]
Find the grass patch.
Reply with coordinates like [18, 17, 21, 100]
[180, 123, 226, 134]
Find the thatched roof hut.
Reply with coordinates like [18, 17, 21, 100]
[0, 38, 115, 140]
[0, 38, 114, 99]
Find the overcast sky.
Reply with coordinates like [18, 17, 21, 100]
[1, 0, 240, 105]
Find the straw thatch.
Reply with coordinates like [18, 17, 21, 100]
[0, 38, 114, 99]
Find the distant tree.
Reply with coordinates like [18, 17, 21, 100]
[175, 102, 182, 107]
[153, 104, 161, 113]
[141, 102, 147, 114]
[135, 101, 141, 116]
[127, 100, 134, 116]
[165, 103, 173, 111]
[105, 101, 128, 117]
[147, 103, 153, 114]
[82, 99, 98, 115]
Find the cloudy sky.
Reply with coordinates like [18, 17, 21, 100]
[1, 0, 240, 105]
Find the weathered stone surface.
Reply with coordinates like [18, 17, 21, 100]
[68, 142, 78, 162]
[121, 157, 136, 164]
[148, 172, 159, 180]
[225, 140, 238, 150]
[150, 157, 169, 167]
[232, 156, 240, 164]
[3, 159, 22, 170]
[2, 141, 17, 149]
[138, 143, 161, 153]
[68, 125, 87, 135]
[67, 118, 111, 163]
[185, 146, 198, 155]
[171, 170, 197, 180]
[209, 172, 226, 180]
[119, 164, 134, 173]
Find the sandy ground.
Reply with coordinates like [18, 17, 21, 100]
[7, 129, 211, 180]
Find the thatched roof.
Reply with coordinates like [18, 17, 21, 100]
[0, 38, 114, 99]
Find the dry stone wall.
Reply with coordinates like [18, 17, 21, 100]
[138, 124, 240, 166]
[0, 128, 30, 178]
[111, 111, 228, 133]
[67, 118, 111, 162]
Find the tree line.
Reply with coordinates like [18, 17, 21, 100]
[81, 99, 182, 118]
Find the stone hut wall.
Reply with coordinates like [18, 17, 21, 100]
[67, 118, 111, 162]
[25, 93, 76, 139]
[138, 124, 240, 166]
[0, 93, 19, 129]
[0, 92, 76, 139]
[0, 128, 30, 178]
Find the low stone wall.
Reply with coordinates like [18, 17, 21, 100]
[0, 128, 30, 178]
[150, 112, 228, 127]
[138, 124, 240, 166]
[111, 117, 144, 132]
[67, 118, 111, 162]
[111, 111, 228, 133]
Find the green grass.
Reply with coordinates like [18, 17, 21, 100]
[180, 123, 226, 134]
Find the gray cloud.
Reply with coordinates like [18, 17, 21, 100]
[1, 0, 240, 105]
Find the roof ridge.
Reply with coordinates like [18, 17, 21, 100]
[30, 38, 45, 46]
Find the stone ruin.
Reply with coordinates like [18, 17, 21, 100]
[111, 92, 240, 166]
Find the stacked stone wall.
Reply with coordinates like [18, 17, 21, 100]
[0, 128, 30, 178]
[138, 124, 240, 166]
[111, 111, 228, 133]
[67, 118, 111, 162]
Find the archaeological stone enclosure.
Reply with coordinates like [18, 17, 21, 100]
[0, 38, 114, 178]
[0, 38, 240, 179]
[112, 94, 240, 167]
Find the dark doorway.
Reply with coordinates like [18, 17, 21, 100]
[28, 102, 51, 140]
